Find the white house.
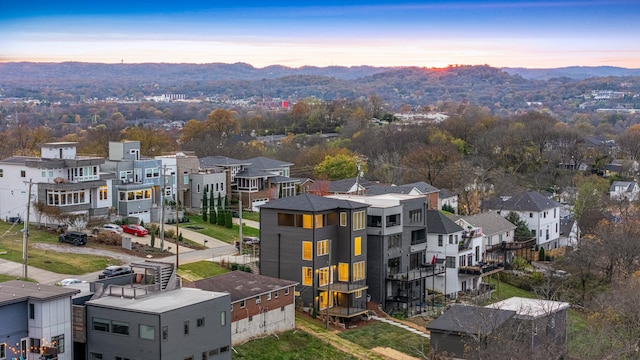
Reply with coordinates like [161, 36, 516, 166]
[482, 191, 562, 250]
[609, 181, 639, 201]
[0, 142, 111, 228]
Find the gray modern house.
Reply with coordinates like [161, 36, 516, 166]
[85, 286, 231, 360]
[327, 193, 444, 315]
[259, 193, 370, 323]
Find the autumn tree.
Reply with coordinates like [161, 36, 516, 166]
[314, 153, 365, 181]
[205, 108, 240, 135]
[617, 124, 640, 160]
[121, 127, 176, 156]
[402, 140, 461, 186]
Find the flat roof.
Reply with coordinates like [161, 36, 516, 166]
[486, 297, 570, 319]
[0, 280, 80, 306]
[327, 193, 423, 208]
[87, 287, 228, 314]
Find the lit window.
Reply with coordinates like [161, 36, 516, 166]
[354, 237, 361, 256]
[352, 211, 365, 230]
[340, 212, 347, 226]
[315, 214, 323, 228]
[319, 267, 329, 286]
[353, 261, 365, 281]
[338, 263, 349, 281]
[302, 267, 313, 286]
[317, 239, 329, 256]
[302, 214, 313, 229]
[302, 241, 312, 260]
[355, 290, 362, 298]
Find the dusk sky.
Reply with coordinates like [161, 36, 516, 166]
[1, 1, 639, 68]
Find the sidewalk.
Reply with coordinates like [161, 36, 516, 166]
[0, 257, 74, 285]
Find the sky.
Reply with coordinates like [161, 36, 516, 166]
[1, 0, 639, 69]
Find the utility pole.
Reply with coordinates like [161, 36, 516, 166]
[160, 165, 166, 251]
[175, 191, 180, 269]
[239, 198, 243, 263]
[22, 180, 33, 279]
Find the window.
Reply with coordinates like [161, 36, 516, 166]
[446, 256, 456, 268]
[183, 172, 189, 185]
[139, 324, 155, 340]
[21, 170, 26, 178]
[275, 290, 279, 298]
[353, 211, 365, 230]
[197, 317, 205, 327]
[0, 169, 3, 177]
[1, 343, 6, 359]
[532, 229, 537, 236]
[256, 295, 261, 304]
[302, 267, 313, 286]
[267, 292, 272, 301]
[302, 214, 313, 229]
[319, 267, 329, 286]
[29, 303, 34, 319]
[89, 353, 103, 360]
[163, 326, 168, 341]
[302, 241, 312, 260]
[285, 287, 290, 295]
[220, 346, 229, 353]
[317, 239, 329, 256]
[315, 214, 324, 228]
[208, 349, 219, 356]
[202, 352, 207, 360]
[145, 167, 160, 178]
[221, 311, 226, 326]
[355, 290, 362, 298]
[340, 212, 347, 226]
[99, 186, 108, 200]
[29, 338, 40, 353]
[409, 209, 423, 223]
[184, 321, 189, 335]
[92, 318, 109, 332]
[449, 235, 453, 244]
[339, 263, 349, 281]
[529, 212, 533, 218]
[438, 235, 443, 247]
[112, 320, 130, 335]
[240, 300, 246, 308]
[554, 208, 557, 218]
[353, 261, 365, 281]
[411, 229, 426, 245]
[354, 236, 361, 256]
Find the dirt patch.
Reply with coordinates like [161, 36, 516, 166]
[371, 347, 420, 360]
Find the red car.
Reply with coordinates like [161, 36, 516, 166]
[121, 224, 149, 237]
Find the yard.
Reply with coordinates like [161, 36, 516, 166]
[183, 216, 259, 244]
[176, 260, 230, 282]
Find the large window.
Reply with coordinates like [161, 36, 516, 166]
[409, 209, 423, 223]
[353, 261, 365, 281]
[315, 214, 324, 228]
[119, 189, 152, 202]
[139, 324, 155, 340]
[338, 263, 349, 281]
[302, 267, 313, 286]
[446, 256, 456, 268]
[145, 168, 160, 178]
[46, 189, 88, 206]
[51, 335, 64, 354]
[388, 234, 402, 249]
[302, 214, 313, 229]
[411, 229, 426, 245]
[99, 186, 108, 200]
[1, 343, 6, 358]
[302, 241, 312, 260]
[354, 236, 361, 256]
[353, 211, 365, 230]
[317, 239, 329, 256]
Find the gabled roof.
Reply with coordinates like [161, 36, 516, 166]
[259, 193, 368, 212]
[449, 212, 516, 236]
[427, 304, 515, 334]
[427, 210, 463, 234]
[365, 184, 420, 195]
[482, 191, 561, 212]
[191, 271, 298, 302]
[245, 156, 293, 170]
[0, 280, 80, 306]
[403, 182, 440, 194]
[199, 156, 251, 168]
[235, 168, 272, 178]
[439, 188, 457, 199]
[610, 181, 637, 192]
[270, 175, 301, 184]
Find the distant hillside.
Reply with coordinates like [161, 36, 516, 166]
[502, 66, 640, 80]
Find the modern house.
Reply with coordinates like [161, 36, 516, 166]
[428, 297, 570, 359]
[0, 142, 111, 228]
[482, 191, 562, 250]
[190, 271, 298, 345]
[365, 181, 440, 210]
[327, 193, 443, 315]
[85, 275, 231, 360]
[0, 280, 80, 360]
[101, 141, 162, 223]
[259, 193, 370, 324]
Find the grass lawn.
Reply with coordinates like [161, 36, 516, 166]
[176, 261, 230, 282]
[233, 329, 358, 359]
[238, 211, 259, 222]
[184, 217, 259, 244]
[338, 320, 430, 358]
[0, 273, 22, 282]
[0, 222, 118, 275]
[484, 276, 536, 302]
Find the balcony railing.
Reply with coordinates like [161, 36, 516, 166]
[318, 280, 367, 293]
[459, 262, 504, 276]
[486, 238, 536, 253]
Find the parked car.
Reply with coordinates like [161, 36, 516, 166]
[99, 265, 133, 279]
[93, 223, 124, 235]
[59, 278, 86, 286]
[236, 236, 260, 249]
[58, 231, 88, 246]
[121, 224, 149, 237]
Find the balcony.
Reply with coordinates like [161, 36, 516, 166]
[318, 280, 367, 293]
[458, 261, 504, 276]
[486, 238, 536, 253]
[387, 265, 446, 281]
[327, 304, 369, 318]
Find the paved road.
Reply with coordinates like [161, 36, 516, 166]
[0, 222, 258, 285]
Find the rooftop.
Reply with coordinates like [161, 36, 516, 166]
[0, 280, 80, 306]
[486, 297, 570, 319]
